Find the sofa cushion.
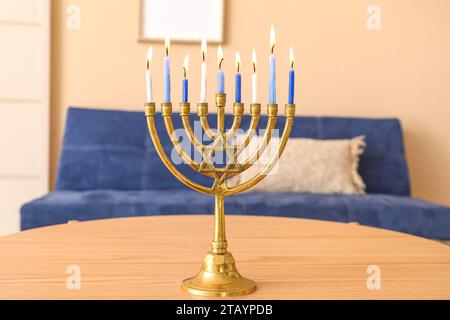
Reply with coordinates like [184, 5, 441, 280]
[231, 136, 367, 195]
[348, 195, 450, 240]
[21, 191, 450, 239]
[56, 108, 410, 196]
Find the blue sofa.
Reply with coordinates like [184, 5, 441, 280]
[21, 107, 450, 239]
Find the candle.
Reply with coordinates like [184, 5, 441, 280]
[251, 50, 258, 104]
[182, 55, 189, 103]
[288, 47, 295, 105]
[217, 45, 225, 94]
[145, 46, 153, 103]
[269, 25, 276, 104]
[235, 52, 241, 103]
[163, 36, 171, 103]
[200, 38, 207, 103]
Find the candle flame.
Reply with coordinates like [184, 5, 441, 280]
[201, 38, 207, 62]
[217, 45, 224, 69]
[235, 52, 241, 73]
[289, 47, 294, 69]
[183, 54, 189, 77]
[270, 25, 276, 54]
[146, 46, 153, 70]
[164, 36, 170, 56]
[252, 49, 257, 73]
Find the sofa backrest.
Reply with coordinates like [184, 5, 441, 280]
[288, 116, 410, 196]
[56, 108, 410, 196]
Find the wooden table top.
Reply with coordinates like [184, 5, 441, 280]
[0, 215, 449, 300]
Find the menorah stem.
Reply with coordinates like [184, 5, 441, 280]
[212, 193, 227, 253]
[217, 107, 225, 133]
[216, 93, 226, 134]
[183, 187, 256, 296]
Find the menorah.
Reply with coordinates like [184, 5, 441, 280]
[145, 93, 295, 297]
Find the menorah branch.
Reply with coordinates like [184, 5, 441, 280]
[240, 105, 278, 171]
[179, 102, 216, 178]
[160, 103, 202, 173]
[145, 103, 214, 196]
[225, 104, 296, 196]
[197, 103, 218, 141]
[225, 103, 244, 140]
[222, 104, 262, 180]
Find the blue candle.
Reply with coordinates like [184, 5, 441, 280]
[235, 74, 242, 103]
[269, 26, 276, 104]
[235, 52, 241, 103]
[217, 71, 225, 94]
[163, 37, 171, 103]
[288, 70, 294, 104]
[182, 78, 188, 103]
[164, 57, 171, 102]
[182, 55, 189, 103]
[217, 45, 225, 94]
[269, 55, 276, 104]
[288, 47, 295, 104]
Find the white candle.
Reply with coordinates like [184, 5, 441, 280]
[200, 38, 207, 103]
[251, 49, 258, 104]
[145, 46, 153, 103]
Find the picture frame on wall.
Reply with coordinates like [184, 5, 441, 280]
[139, 0, 224, 43]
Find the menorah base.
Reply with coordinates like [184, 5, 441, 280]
[182, 251, 256, 297]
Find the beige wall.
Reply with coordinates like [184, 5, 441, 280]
[51, 0, 450, 205]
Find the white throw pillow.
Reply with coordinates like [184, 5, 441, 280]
[228, 136, 366, 195]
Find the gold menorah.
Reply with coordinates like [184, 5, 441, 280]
[145, 93, 295, 297]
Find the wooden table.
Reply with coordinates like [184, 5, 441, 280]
[0, 215, 449, 299]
